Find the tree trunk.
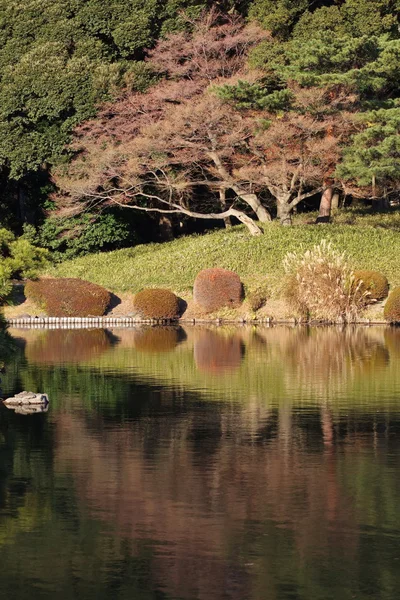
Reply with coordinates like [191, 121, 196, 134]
[331, 192, 339, 211]
[219, 188, 232, 228]
[277, 200, 292, 226]
[233, 188, 271, 223]
[158, 215, 174, 240]
[18, 182, 27, 223]
[316, 187, 333, 224]
[230, 209, 263, 235]
[206, 149, 272, 223]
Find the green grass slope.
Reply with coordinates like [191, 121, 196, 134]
[47, 222, 400, 296]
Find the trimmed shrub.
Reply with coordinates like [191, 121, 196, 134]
[134, 328, 179, 353]
[353, 270, 389, 301]
[193, 268, 243, 313]
[133, 288, 179, 319]
[247, 286, 268, 312]
[25, 278, 111, 316]
[283, 240, 367, 322]
[384, 287, 400, 323]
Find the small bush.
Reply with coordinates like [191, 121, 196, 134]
[384, 287, 400, 323]
[353, 270, 389, 301]
[193, 268, 243, 313]
[247, 286, 268, 312]
[133, 288, 179, 319]
[25, 278, 111, 316]
[283, 240, 366, 322]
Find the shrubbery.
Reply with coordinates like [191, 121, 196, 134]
[25, 278, 110, 317]
[0, 228, 49, 301]
[352, 270, 389, 302]
[247, 286, 268, 312]
[193, 268, 243, 313]
[283, 240, 366, 322]
[384, 288, 400, 323]
[133, 288, 180, 319]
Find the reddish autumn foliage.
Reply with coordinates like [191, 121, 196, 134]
[52, 13, 270, 234]
[133, 288, 180, 319]
[193, 268, 243, 313]
[25, 278, 111, 317]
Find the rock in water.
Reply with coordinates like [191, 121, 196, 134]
[3, 391, 49, 407]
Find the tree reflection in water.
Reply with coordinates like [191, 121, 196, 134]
[0, 325, 399, 600]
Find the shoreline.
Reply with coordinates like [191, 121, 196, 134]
[5, 316, 390, 328]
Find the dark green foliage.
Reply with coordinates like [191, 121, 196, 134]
[337, 107, 400, 192]
[25, 278, 111, 316]
[26, 212, 136, 261]
[133, 288, 180, 319]
[246, 0, 400, 199]
[215, 78, 293, 111]
[0, 228, 48, 300]
[353, 270, 389, 301]
[0, 0, 211, 179]
[249, 0, 398, 39]
[384, 287, 400, 322]
[193, 268, 243, 313]
[293, 1, 398, 40]
[248, 0, 310, 39]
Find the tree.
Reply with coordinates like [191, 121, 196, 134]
[217, 82, 353, 224]
[53, 13, 272, 235]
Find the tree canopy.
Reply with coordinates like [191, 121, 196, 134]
[0, 0, 399, 243]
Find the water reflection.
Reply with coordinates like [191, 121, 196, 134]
[0, 325, 400, 600]
[133, 326, 185, 353]
[24, 328, 113, 364]
[193, 329, 245, 373]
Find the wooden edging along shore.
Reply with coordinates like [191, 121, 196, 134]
[5, 316, 388, 329]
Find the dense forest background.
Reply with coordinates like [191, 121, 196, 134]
[0, 0, 398, 257]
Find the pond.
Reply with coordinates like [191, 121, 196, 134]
[0, 324, 400, 600]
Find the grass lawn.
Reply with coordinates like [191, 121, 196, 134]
[46, 217, 400, 298]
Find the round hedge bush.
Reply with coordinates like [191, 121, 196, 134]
[193, 268, 243, 313]
[353, 270, 389, 302]
[133, 288, 180, 319]
[25, 278, 111, 317]
[384, 287, 400, 323]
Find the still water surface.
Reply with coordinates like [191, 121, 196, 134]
[0, 325, 400, 600]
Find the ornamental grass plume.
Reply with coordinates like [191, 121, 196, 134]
[283, 239, 367, 322]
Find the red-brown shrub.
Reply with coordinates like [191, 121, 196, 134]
[25, 278, 111, 316]
[133, 288, 180, 319]
[193, 268, 243, 313]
